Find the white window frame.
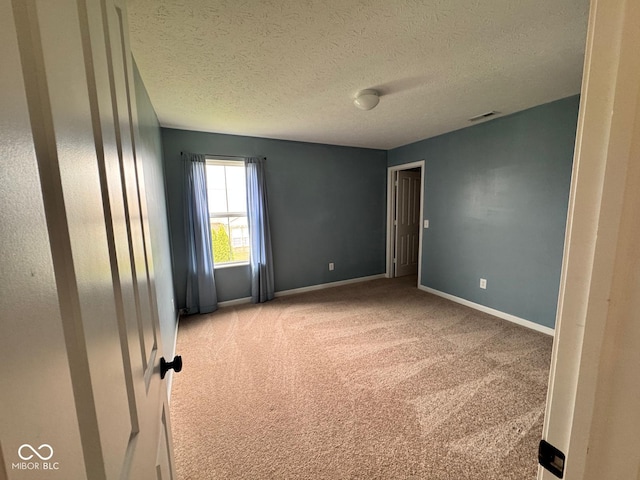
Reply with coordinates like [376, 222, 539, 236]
[205, 158, 250, 268]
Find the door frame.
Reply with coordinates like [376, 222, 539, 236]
[539, 0, 640, 478]
[386, 160, 425, 286]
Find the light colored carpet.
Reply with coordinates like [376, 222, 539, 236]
[170, 276, 552, 479]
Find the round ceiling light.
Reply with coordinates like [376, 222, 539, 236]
[354, 89, 380, 111]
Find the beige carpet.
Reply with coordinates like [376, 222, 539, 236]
[170, 276, 552, 479]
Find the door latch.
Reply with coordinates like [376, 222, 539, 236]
[539, 439, 565, 478]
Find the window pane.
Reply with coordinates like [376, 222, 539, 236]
[210, 218, 232, 264]
[207, 165, 228, 214]
[228, 216, 250, 262]
[210, 216, 249, 264]
[226, 166, 247, 213]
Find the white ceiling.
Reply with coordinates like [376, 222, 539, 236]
[126, 0, 589, 150]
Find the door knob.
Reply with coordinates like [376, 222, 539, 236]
[160, 355, 182, 379]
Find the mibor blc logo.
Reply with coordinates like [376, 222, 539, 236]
[12, 443, 60, 471]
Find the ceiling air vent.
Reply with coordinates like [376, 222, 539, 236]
[468, 111, 499, 122]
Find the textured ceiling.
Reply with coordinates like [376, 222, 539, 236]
[126, 0, 589, 150]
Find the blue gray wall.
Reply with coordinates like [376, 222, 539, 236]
[133, 62, 177, 359]
[161, 129, 388, 306]
[389, 96, 579, 328]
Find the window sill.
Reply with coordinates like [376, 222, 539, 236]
[214, 262, 250, 270]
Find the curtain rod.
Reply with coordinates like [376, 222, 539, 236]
[181, 151, 266, 161]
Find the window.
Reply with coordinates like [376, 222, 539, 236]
[205, 159, 250, 266]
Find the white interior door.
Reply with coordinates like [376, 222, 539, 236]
[0, 0, 175, 478]
[394, 170, 421, 277]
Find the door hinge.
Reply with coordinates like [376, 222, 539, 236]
[539, 440, 565, 478]
[394, 220, 397, 226]
[393, 258, 397, 264]
[394, 180, 398, 187]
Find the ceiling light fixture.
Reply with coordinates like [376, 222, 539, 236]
[354, 89, 380, 111]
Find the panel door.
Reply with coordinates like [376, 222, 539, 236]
[395, 170, 421, 277]
[1, 0, 87, 476]
[1, 0, 175, 478]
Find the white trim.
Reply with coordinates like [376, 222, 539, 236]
[418, 285, 555, 336]
[171, 312, 180, 357]
[205, 157, 244, 166]
[218, 296, 252, 307]
[540, 1, 640, 478]
[386, 161, 426, 289]
[166, 311, 181, 403]
[214, 261, 250, 270]
[386, 168, 395, 278]
[417, 165, 425, 287]
[275, 274, 386, 298]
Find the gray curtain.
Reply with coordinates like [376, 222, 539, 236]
[245, 156, 274, 303]
[183, 152, 217, 313]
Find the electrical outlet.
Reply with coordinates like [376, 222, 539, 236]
[424, 219, 429, 228]
[329, 262, 335, 271]
[480, 278, 487, 289]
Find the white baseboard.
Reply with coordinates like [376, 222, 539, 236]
[218, 296, 252, 308]
[418, 285, 555, 336]
[216, 274, 387, 307]
[274, 274, 386, 298]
